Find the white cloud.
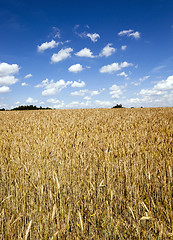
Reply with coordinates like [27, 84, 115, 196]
[139, 76, 173, 98]
[71, 88, 105, 97]
[54, 101, 65, 109]
[94, 100, 112, 107]
[99, 43, 116, 57]
[21, 82, 29, 86]
[129, 31, 140, 39]
[121, 45, 127, 51]
[36, 78, 72, 96]
[71, 80, 86, 88]
[120, 61, 133, 68]
[90, 88, 105, 96]
[0, 86, 10, 93]
[66, 101, 80, 108]
[124, 93, 173, 107]
[24, 74, 32, 79]
[0, 75, 18, 85]
[75, 48, 95, 58]
[0, 62, 19, 77]
[109, 84, 123, 98]
[37, 40, 60, 52]
[118, 29, 140, 39]
[84, 96, 91, 100]
[118, 29, 133, 36]
[52, 27, 61, 39]
[153, 75, 173, 91]
[39, 101, 45, 105]
[117, 72, 128, 78]
[47, 98, 61, 104]
[139, 89, 163, 96]
[35, 78, 49, 88]
[132, 75, 150, 86]
[41, 79, 72, 96]
[87, 33, 100, 42]
[139, 75, 150, 82]
[71, 89, 89, 96]
[51, 48, 73, 63]
[68, 64, 84, 73]
[100, 63, 120, 73]
[26, 97, 38, 104]
[0, 62, 19, 86]
[99, 61, 133, 73]
[74, 25, 100, 42]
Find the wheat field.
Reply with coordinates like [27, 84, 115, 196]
[0, 107, 172, 239]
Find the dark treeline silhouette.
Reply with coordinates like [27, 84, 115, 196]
[0, 108, 5, 111]
[112, 104, 123, 108]
[11, 105, 52, 111]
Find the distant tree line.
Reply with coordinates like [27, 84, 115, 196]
[11, 105, 52, 111]
[112, 104, 123, 108]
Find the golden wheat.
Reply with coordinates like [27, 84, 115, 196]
[0, 107, 172, 239]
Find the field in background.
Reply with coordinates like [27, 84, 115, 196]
[0, 108, 172, 239]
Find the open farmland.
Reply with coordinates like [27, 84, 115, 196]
[0, 107, 172, 239]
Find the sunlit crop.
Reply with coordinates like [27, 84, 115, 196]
[0, 107, 172, 239]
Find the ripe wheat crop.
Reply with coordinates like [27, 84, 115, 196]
[0, 107, 172, 239]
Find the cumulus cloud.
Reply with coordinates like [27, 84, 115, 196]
[68, 64, 84, 73]
[24, 74, 32, 79]
[109, 85, 123, 98]
[66, 101, 81, 108]
[0, 62, 19, 77]
[71, 89, 89, 96]
[71, 80, 86, 87]
[100, 63, 120, 73]
[35, 78, 72, 96]
[75, 48, 95, 58]
[99, 43, 116, 57]
[139, 75, 150, 82]
[21, 82, 29, 86]
[0, 86, 10, 93]
[121, 45, 127, 51]
[35, 78, 49, 88]
[118, 29, 140, 39]
[54, 101, 65, 109]
[117, 72, 128, 78]
[87, 33, 100, 42]
[99, 61, 133, 73]
[153, 75, 173, 91]
[71, 88, 105, 97]
[26, 97, 38, 104]
[74, 25, 100, 42]
[51, 48, 73, 63]
[37, 40, 60, 52]
[120, 62, 133, 68]
[139, 76, 173, 97]
[139, 89, 163, 96]
[0, 76, 19, 85]
[41, 79, 72, 96]
[47, 98, 61, 104]
[90, 88, 105, 96]
[0, 62, 19, 86]
[84, 96, 91, 100]
[94, 100, 112, 107]
[132, 75, 150, 86]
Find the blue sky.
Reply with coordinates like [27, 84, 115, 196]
[0, 0, 173, 109]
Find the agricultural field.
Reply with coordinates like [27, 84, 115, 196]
[0, 107, 172, 239]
